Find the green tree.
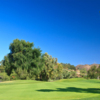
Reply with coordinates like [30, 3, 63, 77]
[69, 71, 76, 78]
[10, 70, 19, 80]
[97, 65, 100, 79]
[3, 39, 43, 79]
[80, 68, 87, 77]
[40, 53, 57, 81]
[0, 61, 5, 73]
[87, 66, 97, 79]
[56, 63, 63, 79]
[63, 69, 70, 79]
[0, 72, 10, 81]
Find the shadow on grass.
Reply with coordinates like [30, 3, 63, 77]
[37, 87, 100, 94]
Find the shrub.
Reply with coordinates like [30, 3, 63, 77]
[0, 72, 10, 81]
[63, 69, 70, 79]
[87, 66, 98, 79]
[10, 70, 19, 80]
[16, 68, 28, 80]
[69, 71, 76, 78]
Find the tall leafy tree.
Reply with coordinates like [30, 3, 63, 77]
[40, 53, 57, 80]
[56, 63, 63, 79]
[3, 39, 43, 79]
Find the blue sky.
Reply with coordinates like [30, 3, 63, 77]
[0, 0, 100, 66]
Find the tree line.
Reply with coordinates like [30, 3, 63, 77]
[0, 39, 100, 81]
[0, 39, 76, 81]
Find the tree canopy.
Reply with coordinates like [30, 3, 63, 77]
[3, 39, 44, 79]
[1, 38, 100, 81]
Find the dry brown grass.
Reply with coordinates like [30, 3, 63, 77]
[76, 64, 100, 71]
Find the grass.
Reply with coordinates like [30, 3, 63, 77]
[0, 78, 100, 100]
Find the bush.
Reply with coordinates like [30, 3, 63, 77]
[63, 69, 70, 79]
[69, 71, 76, 78]
[16, 68, 28, 80]
[83, 75, 87, 79]
[0, 72, 10, 81]
[10, 70, 19, 80]
[87, 66, 97, 79]
[48, 79, 53, 82]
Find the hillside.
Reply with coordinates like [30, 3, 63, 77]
[76, 64, 100, 71]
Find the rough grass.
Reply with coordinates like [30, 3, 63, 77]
[0, 78, 100, 100]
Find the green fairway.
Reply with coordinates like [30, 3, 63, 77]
[0, 78, 100, 100]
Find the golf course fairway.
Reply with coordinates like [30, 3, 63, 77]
[0, 78, 100, 100]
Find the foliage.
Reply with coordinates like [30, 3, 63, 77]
[97, 65, 100, 79]
[80, 68, 87, 77]
[69, 71, 76, 78]
[87, 65, 98, 79]
[0, 72, 10, 81]
[56, 63, 63, 79]
[0, 61, 5, 73]
[40, 53, 57, 80]
[2, 38, 99, 81]
[63, 69, 70, 79]
[10, 70, 19, 80]
[61, 63, 76, 70]
[0, 65, 5, 73]
[3, 39, 43, 80]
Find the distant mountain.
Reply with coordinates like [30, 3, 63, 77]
[76, 64, 100, 71]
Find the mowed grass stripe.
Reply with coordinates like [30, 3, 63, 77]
[35, 81, 87, 100]
[54, 81, 91, 99]
[54, 80, 100, 99]
[0, 82, 31, 100]
[0, 81, 42, 100]
[0, 83, 16, 96]
[0, 79, 100, 100]
[35, 82, 60, 99]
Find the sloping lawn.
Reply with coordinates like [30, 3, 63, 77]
[0, 78, 100, 100]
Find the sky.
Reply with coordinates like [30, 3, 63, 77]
[0, 0, 100, 66]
